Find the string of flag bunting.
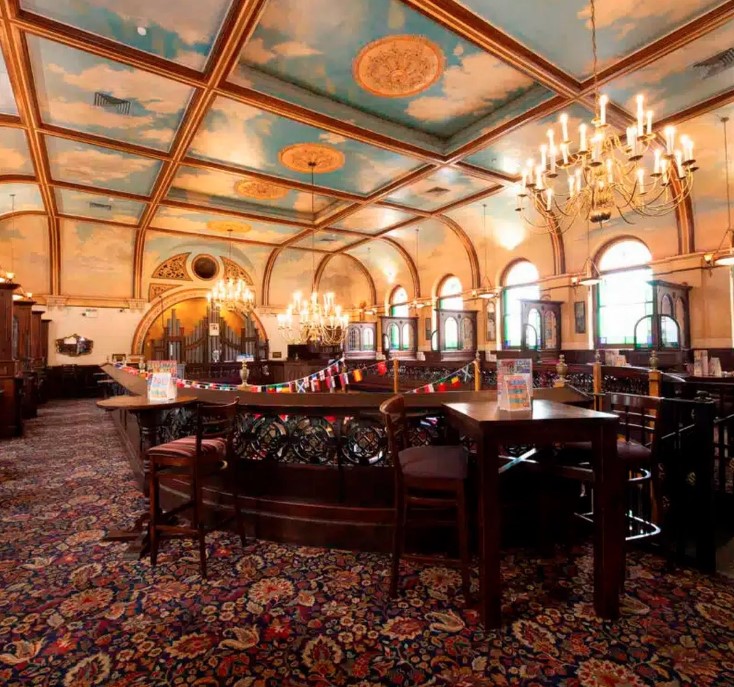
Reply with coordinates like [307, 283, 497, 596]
[406, 363, 474, 394]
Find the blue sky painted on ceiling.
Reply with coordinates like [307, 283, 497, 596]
[168, 165, 344, 223]
[0, 183, 44, 215]
[44, 136, 162, 195]
[0, 128, 34, 175]
[189, 96, 423, 196]
[330, 205, 416, 234]
[235, 0, 544, 139]
[55, 187, 146, 224]
[289, 230, 361, 252]
[386, 168, 492, 210]
[28, 36, 194, 152]
[0, 48, 17, 115]
[21, 0, 233, 71]
[152, 205, 302, 245]
[458, 0, 726, 79]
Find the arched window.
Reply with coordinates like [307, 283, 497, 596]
[502, 260, 540, 348]
[438, 275, 463, 310]
[363, 327, 374, 350]
[596, 239, 653, 347]
[444, 317, 459, 350]
[390, 286, 409, 317]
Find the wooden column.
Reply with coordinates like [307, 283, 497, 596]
[14, 299, 37, 419]
[0, 283, 21, 438]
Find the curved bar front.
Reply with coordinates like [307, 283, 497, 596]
[101, 364, 588, 551]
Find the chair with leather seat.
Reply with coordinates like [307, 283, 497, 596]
[147, 398, 245, 578]
[379, 394, 471, 601]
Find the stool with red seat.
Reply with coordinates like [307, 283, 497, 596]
[379, 394, 472, 601]
[147, 398, 245, 578]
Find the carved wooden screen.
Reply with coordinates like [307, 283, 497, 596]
[380, 316, 417, 358]
[345, 322, 377, 359]
[436, 309, 477, 358]
[519, 300, 562, 354]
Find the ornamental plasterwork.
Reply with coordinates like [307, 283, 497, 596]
[234, 179, 289, 200]
[206, 220, 252, 234]
[148, 283, 180, 302]
[278, 143, 345, 174]
[353, 35, 445, 98]
[151, 253, 192, 281]
[221, 257, 254, 285]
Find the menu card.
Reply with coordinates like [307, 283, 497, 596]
[497, 359, 533, 411]
[148, 360, 178, 375]
[148, 372, 177, 402]
[694, 350, 709, 377]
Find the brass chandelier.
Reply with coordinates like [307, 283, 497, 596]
[276, 162, 349, 346]
[207, 229, 255, 313]
[515, 0, 697, 233]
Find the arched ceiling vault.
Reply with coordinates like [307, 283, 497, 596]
[313, 253, 377, 307]
[0, 0, 729, 305]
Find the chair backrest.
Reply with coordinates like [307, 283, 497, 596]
[379, 394, 408, 470]
[604, 392, 663, 452]
[195, 398, 240, 456]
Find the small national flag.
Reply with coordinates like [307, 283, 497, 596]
[339, 373, 349, 387]
[311, 379, 321, 392]
[426, 383, 435, 393]
[295, 379, 308, 393]
[437, 382, 447, 392]
[319, 370, 326, 381]
[352, 368, 363, 383]
[327, 376, 336, 390]
[450, 375, 461, 387]
[377, 361, 387, 376]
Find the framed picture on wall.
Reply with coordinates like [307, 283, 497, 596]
[574, 301, 586, 334]
[486, 301, 497, 341]
[424, 317, 432, 340]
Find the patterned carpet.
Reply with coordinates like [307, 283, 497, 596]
[1, 401, 734, 686]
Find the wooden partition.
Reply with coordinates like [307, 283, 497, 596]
[0, 283, 21, 438]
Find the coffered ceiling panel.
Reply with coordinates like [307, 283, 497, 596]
[233, 0, 549, 139]
[21, 0, 234, 70]
[28, 36, 195, 151]
[330, 205, 416, 234]
[384, 167, 494, 210]
[45, 136, 163, 195]
[0, 47, 17, 115]
[55, 188, 146, 225]
[0, 127, 34, 175]
[0, 183, 44, 214]
[151, 205, 302, 244]
[604, 18, 734, 120]
[289, 230, 362, 252]
[168, 164, 344, 223]
[458, 0, 727, 79]
[466, 103, 593, 176]
[189, 96, 424, 196]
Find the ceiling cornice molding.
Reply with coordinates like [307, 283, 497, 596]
[132, 0, 270, 300]
[578, 1, 734, 93]
[401, 0, 581, 97]
[0, 1, 59, 293]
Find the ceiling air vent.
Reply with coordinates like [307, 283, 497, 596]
[693, 47, 734, 80]
[94, 92, 131, 115]
[319, 236, 337, 243]
[424, 186, 450, 196]
[89, 201, 112, 211]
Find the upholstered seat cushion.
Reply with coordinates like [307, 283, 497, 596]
[560, 439, 652, 464]
[148, 435, 228, 461]
[398, 445, 468, 480]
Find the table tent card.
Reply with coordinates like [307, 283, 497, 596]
[497, 359, 533, 411]
[147, 372, 177, 402]
[694, 350, 709, 377]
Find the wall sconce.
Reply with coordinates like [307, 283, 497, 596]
[702, 253, 714, 274]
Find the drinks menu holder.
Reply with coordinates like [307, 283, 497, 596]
[147, 372, 177, 402]
[497, 359, 533, 411]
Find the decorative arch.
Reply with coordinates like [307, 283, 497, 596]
[221, 256, 254, 284]
[500, 257, 539, 286]
[436, 215, 481, 289]
[152, 252, 192, 281]
[131, 287, 267, 355]
[592, 235, 652, 271]
[313, 252, 377, 306]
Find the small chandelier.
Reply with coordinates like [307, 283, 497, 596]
[276, 161, 349, 346]
[515, 0, 697, 233]
[207, 229, 255, 312]
[0, 194, 17, 283]
[713, 116, 734, 267]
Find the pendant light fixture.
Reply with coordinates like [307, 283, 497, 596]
[478, 203, 499, 299]
[713, 116, 734, 267]
[412, 226, 426, 310]
[573, 220, 601, 286]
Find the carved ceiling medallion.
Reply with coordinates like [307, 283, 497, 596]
[353, 35, 445, 98]
[234, 179, 289, 200]
[278, 143, 345, 174]
[206, 220, 251, 234]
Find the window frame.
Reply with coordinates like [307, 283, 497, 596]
[500, 259, 540, 349]
[389, 285, 410, 317]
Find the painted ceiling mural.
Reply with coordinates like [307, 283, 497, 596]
[0, 215, 50, 295]
[0, 0, 729, 309]
[60, 219, 135, 297]
[319, 254, 373, 309]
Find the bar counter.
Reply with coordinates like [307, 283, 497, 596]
[101, 364, 589, 551]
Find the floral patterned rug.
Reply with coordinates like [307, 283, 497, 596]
[1, 400, 734, 686]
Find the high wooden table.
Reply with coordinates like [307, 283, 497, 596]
[443, 399, 623, 628]
[96, 393, 197, 558]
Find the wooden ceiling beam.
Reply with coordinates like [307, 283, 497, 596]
[159, 197, 312, 229]
[0, 2, 59, 293]
[432, 185, 505, 216]
[579, 2, 734, 93]
[132, 0, 270, 300]
[49, 179, 151, 203]
[402, 0, 581, 97]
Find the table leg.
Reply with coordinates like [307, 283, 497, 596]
[592, 421, 624, 619]
[477, 431, 502, 628]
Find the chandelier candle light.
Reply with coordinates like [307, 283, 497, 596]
[207, 229, 255, 312]
[276, 161, 349, 346]
[515, 0, 697, 232]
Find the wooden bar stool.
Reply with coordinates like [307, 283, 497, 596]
[147, 398, 245, 578]
[379, 394, 471, 601]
